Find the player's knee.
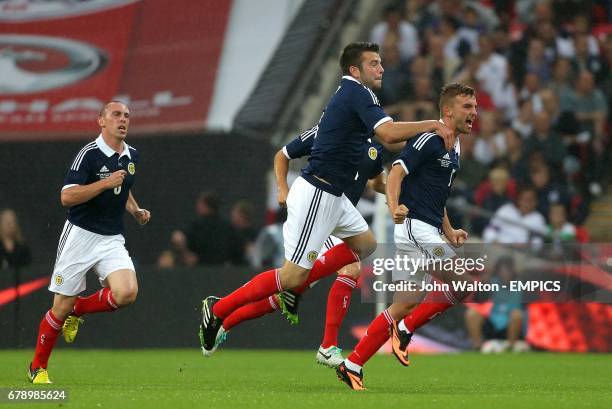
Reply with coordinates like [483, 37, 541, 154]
[279, 264, 309, 289]
[51, 295, 76, 320]
[360, 236, 377, 259]
[287, 269, 309, 289]
[112, 286, 138, 306]
[340, 262, 361, 279]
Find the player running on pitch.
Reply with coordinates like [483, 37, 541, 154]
[27, 102, 151, 384]
[336, 83, 478, 390]
[211, 126, 387, 368]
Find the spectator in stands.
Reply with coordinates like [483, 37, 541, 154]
[570, 34, 603, 80]
[476, 35, 509, 101]
[490, 62, 519, 122]
[397, 76, 437, 121]
[562, 70, 608, 140]
[228, 200, 257, 265]
[403, 0, 437, 34]
[518, 72, 543, 113]
[370, 4, 419, 64]
[545, 203, 577, 260]
[525, 38, 552, 84]
[473, 111, 504, 166]
[248, 208, 287, 270]
[169, 191, 231, 266]
[451, 132, 488, 200]
[549, 57, 574, 97]
[557, 14, 601, 60]
[503, 127, 529, 184]
[483, 186, 547, 250]
[472, 167, 516, 236]
[529, 162, 570, 221]
[424, 33, 449, 84]
[523, 110, 567, 169]
[378, 37, 410, 106]
[439, 15, 474, 77]
[0, 209, 31, 271]
[465, 256, 526, 353]
[511, 98, 534, 139]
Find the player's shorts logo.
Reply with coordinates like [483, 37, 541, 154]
[306, 251, 318, 263]
[54, 275, 64, 286]
[433, 246, 445, 257]
[368, 147, 378, 160]
[128, 162, 135, 175]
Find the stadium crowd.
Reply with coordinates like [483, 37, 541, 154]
[372, 0, 610, 242]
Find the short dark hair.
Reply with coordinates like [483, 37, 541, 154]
[340, 42, 379, 75]
[99, 100, 128, 118]
[438, 83, 475, 114]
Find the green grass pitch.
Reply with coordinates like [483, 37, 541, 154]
[1, 349, 610, 409]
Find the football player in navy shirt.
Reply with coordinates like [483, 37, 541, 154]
[200, 42, 454, 359]
[215, 125, 387, 367]
[28, 102, 150, 384]
[337, 83, 478, 390]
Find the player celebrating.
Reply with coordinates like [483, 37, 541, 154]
[199, 42, 455, 358]
[336, 83, 478, 390]
[211, 126, 387, 368]
[27, 101, 151, 384]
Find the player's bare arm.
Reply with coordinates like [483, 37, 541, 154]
[126, 190, 151, 225]
[367, 172, 385, 195]
[60, 170, 127, 207]
[442, 208, 467, 247]
[375, 120, 455, 150]
[273, 148, 291, 207]
[386, 164, 408, 224]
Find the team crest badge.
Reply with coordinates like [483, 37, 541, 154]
[128, 162, 135, 175]
[433, 247, 445, 257]
[368, 147, 378, 160]
[55, 275, 63, 286]
[306, 251, 318, 263]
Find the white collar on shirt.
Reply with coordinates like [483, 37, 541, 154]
[96, 134, 131, 159]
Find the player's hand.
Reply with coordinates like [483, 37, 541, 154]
[434, 121, 456, 151]
[105, 170, 127, 189]
[277, 186, 289, 208]
[133, 208, 151, 225]
[446, 228, 468, 247]
[391, 204, 409, 224]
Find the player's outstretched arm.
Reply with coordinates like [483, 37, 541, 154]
[273, 149, 291, 207]
[386, 164, 409, 224]
[375, 120, 455, 150]
[442, 208, 467, 247]
[367, 171, 386, 195]
[126, 190, 151, 225]
[61, 170, 126, 207]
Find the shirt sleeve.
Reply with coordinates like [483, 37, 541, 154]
[392, 133, 438, 175]
[353, 86, 391, 131]
[283, 126, 317, 159]
[63, 150, 93, 188]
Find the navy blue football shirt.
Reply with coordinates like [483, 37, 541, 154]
[302, 75, 390, 195]
[63, 135, 138, 235]
[284, 126, 384, 206]
[393, 131, 460, 228]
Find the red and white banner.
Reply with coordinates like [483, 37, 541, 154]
[0, 0, 232, 140]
